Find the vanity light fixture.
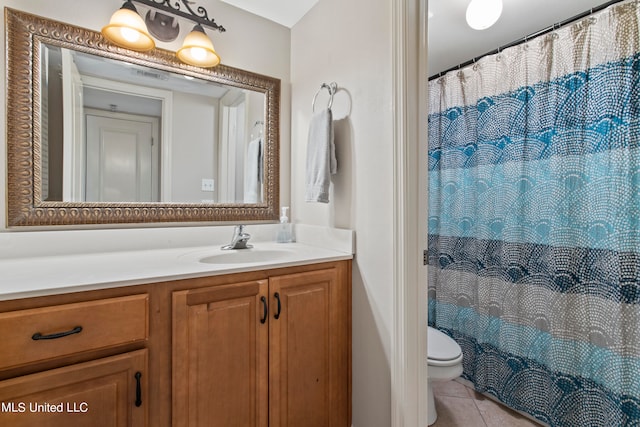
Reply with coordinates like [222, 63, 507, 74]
[176, 24, 220, 67]
[466, 0, 503, 30]
[102, 1, 155, 51]
[102, 0, 225, 67]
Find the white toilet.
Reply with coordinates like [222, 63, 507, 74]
[427, 326, 464, 425]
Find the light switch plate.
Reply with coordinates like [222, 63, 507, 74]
[201, 179, 215, 192]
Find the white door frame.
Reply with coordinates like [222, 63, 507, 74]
[60, 48, 85, 202]
[218, 90, 247, 203]
[391, 0, 429, 426]
[81, 75, 174, 201]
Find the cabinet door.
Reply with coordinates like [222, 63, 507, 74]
[269, 267, 350, 427]
[0, 349, 147, 427]
[173, 280, 269, 427]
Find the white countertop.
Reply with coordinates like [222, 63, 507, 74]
[0, 225, 354, 301]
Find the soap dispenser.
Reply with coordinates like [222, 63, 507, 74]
[276, 207, 293, 243]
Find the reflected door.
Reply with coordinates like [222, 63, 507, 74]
[85, 111, 159, 202]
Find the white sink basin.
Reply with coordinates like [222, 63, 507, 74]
[199, 249, 293, 264]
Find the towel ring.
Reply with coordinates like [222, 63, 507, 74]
[312, 82, 338, 112]
[251, 120, 264, 138]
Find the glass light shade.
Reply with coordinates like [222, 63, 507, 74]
[102, 2, 155, 51]
[466, 0, 503, 30]
[176, 25, 221, 67]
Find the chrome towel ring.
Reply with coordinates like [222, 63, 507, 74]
[312, 82, 338, 112]
[251, 120, 264, 138]
[253, 120, 264, 133]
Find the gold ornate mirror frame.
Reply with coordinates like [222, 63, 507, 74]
[6, 8, 280, 227]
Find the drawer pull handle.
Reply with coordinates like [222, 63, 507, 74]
[260, 296, 268, 324]
[135, 372, 143, 407]
[274, 292, 281, 320]
[32, 326, 83, 341]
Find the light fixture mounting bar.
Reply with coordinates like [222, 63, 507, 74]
[132, 0, 226, 32]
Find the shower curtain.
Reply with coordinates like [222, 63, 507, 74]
[427, 1, 640, 425]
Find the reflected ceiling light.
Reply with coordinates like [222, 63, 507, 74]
[466, 0, 503, 30]
[177, 24, 221, 67]
[102, 0, 226, 67]
[102, 1, 155, 51]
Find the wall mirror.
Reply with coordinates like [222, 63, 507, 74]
[6, 8, 280, 227]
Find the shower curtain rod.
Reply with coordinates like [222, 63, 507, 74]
[428, 0, 627, 81]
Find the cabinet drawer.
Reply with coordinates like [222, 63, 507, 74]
[0, 294, 148, 370]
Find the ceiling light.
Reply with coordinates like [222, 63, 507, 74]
[102, 1, 155, 51]
[176, 24, 221, 68]
[466, 0, 503, 30]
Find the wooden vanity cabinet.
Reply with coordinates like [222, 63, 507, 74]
[172, 261, 351, 427]
[0, 294, 150, 427]
[0, 259, 351, 427]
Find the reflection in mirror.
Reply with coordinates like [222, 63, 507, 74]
[6, 8, 280, 226]
[40, 44, 266, 204]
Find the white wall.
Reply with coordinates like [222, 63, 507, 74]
[2, 0, 408, 424]
[0, 0, 291, 232]
[291, 1, 394, 425]
[171, 91, 217, 202]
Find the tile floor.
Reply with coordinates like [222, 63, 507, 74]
[431, 380, 542, 427]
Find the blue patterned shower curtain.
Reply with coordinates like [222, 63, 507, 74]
[427, 1, 640, 426]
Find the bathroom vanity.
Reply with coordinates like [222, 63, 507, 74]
[1, 8, 352, 426]
[0, 240, 352, 427]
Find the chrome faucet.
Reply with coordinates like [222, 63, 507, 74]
[221, 225, 253, 250]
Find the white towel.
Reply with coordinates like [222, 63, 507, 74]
[244, 137, 263, 203]
[305, 108, 337, 203]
